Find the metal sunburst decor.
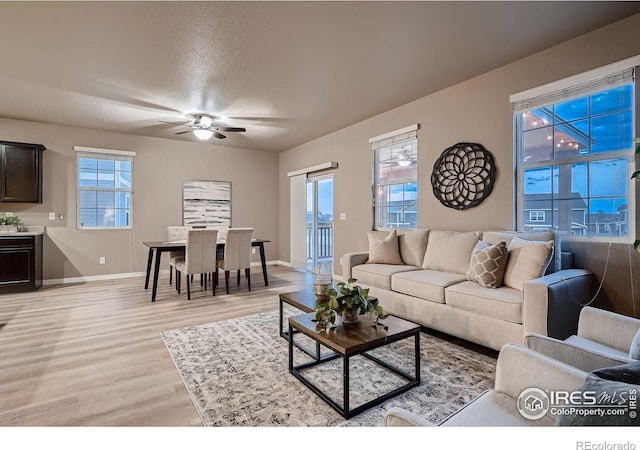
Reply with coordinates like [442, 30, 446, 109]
[430, 142, 496, 211]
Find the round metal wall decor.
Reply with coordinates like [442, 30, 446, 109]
[430, 142, 496, 211]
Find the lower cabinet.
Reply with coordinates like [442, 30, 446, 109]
[0, 234, 43, 293]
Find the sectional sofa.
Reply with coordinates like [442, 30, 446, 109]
[342, 229, 593, 351]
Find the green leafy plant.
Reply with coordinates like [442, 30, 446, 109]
[631, 137, 640, 180]
[0, 215, 22, 226]
[311, 278, 390, 330]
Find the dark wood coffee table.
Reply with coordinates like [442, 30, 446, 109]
[288, 312, 421, 419]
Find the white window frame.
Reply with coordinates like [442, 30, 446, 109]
[511, 56, 639, 243]
[74, 146, 135, 230]
[529, 211, 545, 222]
[370, 124, 419, 231]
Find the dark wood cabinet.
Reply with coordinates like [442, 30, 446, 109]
[0, 234, 43, 293]
[0, 141, 46, 203]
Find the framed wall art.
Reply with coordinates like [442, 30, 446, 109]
[182, 179, 232, 226]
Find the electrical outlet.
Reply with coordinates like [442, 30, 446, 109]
[49, 212, 56, 220]
[58, 213, 64, 220]
[339, 212, 347, 220]
[5, 212, 13, 217]
[99, 257, 106, 265]
[251, 248, 256, 254]
[340, 257, 343, 266]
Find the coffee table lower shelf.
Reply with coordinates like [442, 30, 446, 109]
[287, 314, 421, 420]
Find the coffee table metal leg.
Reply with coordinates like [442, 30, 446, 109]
[343, 354, 349, 418]
[415, 331, 421, 383]
[288, 323, 294, 371]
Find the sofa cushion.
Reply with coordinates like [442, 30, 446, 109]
[392, 270, 467, 304]
[422, 230, 481, 274]
[466, 241, 508, 288]
[366, 230, 403, 265]
[441, 390, 554, 427]
[445, 281, 523, 323]
[483, 230, 559, 274]
[398, 229, 429, 267]
[352, 263, 419, 290]
[503, 237, 554, 291]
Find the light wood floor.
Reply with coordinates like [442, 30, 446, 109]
[0, 266, 313, 426]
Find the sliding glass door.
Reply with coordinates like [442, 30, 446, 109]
[306, 175, 334, 271]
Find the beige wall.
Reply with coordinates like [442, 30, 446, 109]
[0, 118, 279, 281]
[278, 14, 640, 315]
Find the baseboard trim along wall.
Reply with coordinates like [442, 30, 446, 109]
[43, 260, 288, 286]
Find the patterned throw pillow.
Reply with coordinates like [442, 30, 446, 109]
[466, 241, 508, 288]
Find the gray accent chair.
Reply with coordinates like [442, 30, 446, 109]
[172, 229, 218, 300]
[216, 228, 254, 294]
[385, 343, 587, 427]
[525, 306, 640, 372]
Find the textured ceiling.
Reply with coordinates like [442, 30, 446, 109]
[0, 1, 639, 152]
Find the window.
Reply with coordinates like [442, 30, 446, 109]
[370, 125, 418, 230]
[74, 146, 135, 229]
[512, 62, 637, 240]
[529, 211, 545, 222]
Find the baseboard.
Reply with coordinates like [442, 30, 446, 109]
[43, 260, 286, 286]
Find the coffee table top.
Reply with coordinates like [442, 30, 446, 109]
[279, 290, 378, 313]
[279, 290, 322, 313]
[288, 312, 420, 355]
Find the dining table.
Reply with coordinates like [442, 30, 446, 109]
[142, 238, 270, 302]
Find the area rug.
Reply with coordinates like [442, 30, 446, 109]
[160, 309, 496, 426]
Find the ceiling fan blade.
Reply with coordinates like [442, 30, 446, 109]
[215, 127, 246, 132]
[175, 130, 193, 135]
[213, 132, 227, 139]
[160, 120, 188, 125]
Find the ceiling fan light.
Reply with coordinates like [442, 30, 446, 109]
[398, 159, 411, 167]
[198, 115, 214, 128]
[193, 129, 214, 140]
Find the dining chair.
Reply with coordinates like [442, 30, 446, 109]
[167, 226, 190, 285]
[216, 228, 254, 294]
[172, 229, 218, 300]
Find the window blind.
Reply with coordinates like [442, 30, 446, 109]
[512, 67, 635, 113]
[369, 124, 418, 150]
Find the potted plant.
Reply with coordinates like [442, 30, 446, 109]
[312, 278, 390, 330]
[0, 215, 22, 232]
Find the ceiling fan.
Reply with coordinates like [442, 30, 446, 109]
[161, 114, 246, 140]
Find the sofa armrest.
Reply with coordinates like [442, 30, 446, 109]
[342, 251, 369, 280]
[577, 306, 640, 353]
[385, 407, 436, 427]
[522, 269, 592, 340]
[494, 343, 587, 399]
[524, 332, 633, 372]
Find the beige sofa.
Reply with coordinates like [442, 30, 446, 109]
[385, 343, 588, 426]
[342, 229, 593, 351]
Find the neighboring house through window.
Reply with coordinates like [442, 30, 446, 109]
[74, 146, 135, 229]
[512, 58, 638, 240]
[370, 124, 418, 230]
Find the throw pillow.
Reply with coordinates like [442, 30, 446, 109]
[366, 230, 403, 265]
[502, 237, 554, 291]
[556, 361, 640, 426]
[466, 241, 508, 288]
[630, 328, 640, 360]
[422, 230, 481, 274]
[398, 229, 429, 267]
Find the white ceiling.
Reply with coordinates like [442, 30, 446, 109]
[0, 1, 639, 152]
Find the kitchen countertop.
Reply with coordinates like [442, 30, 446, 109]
[0, 226, 45, 236]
